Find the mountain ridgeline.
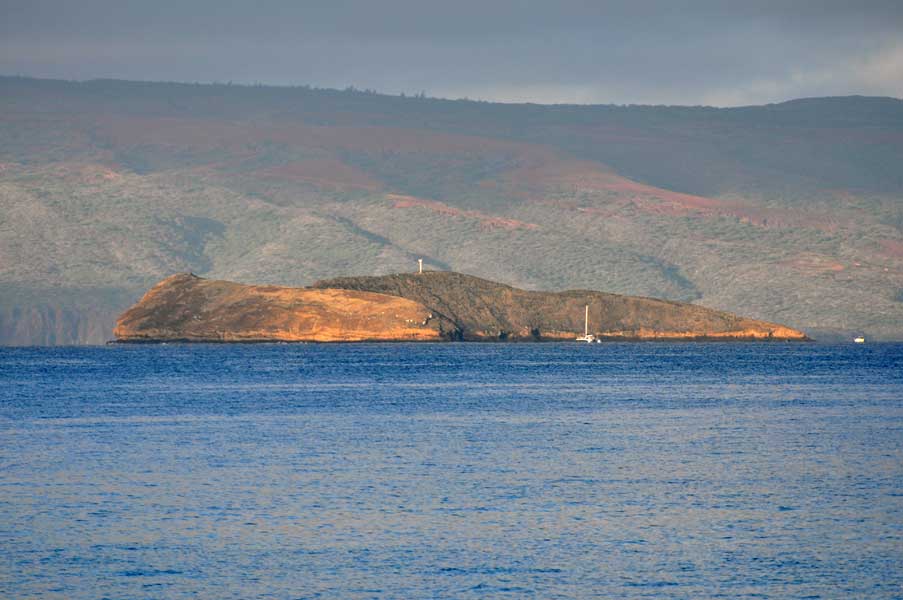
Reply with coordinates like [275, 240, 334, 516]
[1, 76, 902, 343]
[114, 272, 807, 343]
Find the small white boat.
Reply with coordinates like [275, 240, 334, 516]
[576, 305, 599, 343]
[853, 336, 865, 343]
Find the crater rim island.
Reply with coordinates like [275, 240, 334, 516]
[2, 77, 902, 345]
[113, 271, 809, 343]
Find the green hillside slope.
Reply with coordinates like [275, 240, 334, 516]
[1, 76, 901, 343]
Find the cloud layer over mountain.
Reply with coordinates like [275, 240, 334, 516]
[2, 0, 902, 105]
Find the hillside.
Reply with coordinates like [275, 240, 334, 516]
[115, 272, 806, 343]
[1, 76, 902, 343]
[114, 273, 441, 342]
[313, 271, 807, 341]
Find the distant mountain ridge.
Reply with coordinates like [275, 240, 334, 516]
[1, 76, 901, 343]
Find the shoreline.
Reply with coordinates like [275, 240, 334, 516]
[109, 335, 812, 344]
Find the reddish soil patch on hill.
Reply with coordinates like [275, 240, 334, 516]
[96, 116, 250, 152]
[880, 239, 903, 259]
[39, 162, 124, 184]
[90, 114, 841, 234]
[779, 254, 846, 274]
[96, 115, 546, 163]
[499, 157, 842, 230]
[502, 158, 728, 212]
[387, 194, 538, 231]
[255, 159, 383, 191]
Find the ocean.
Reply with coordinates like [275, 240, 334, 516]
[1, 343, 902, 598]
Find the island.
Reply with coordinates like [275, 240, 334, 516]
[113, 271, 809, 342]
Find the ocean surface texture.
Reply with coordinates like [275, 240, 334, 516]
[1, 343, 902, 599]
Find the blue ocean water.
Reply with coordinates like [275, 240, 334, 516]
[1, 342, 902, 599]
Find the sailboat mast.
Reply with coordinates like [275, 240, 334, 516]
[585, 305, 589, 337]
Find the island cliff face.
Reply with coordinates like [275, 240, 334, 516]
[314, 272, 808, 341]
[114, 271, 808, 342]
[114, 273, 442, 342]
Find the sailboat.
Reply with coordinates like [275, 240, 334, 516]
[576, 305, 599, 343]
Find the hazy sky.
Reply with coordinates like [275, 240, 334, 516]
[2, 0, 902, 106]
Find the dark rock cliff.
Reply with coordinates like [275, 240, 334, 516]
[310, 271, 809, 341]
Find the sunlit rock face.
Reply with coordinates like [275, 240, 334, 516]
[116, 271, 808, 343]
[114, 273, 444, 342]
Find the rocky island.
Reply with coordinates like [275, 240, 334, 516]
[113, 271, 808, 342]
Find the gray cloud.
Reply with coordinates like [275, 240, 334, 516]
[1, 0, 902, 105]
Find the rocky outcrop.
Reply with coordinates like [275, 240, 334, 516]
[314, 271, 809, 341]
[115, 271, 808, 343]
[114, 273, 443, 342]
